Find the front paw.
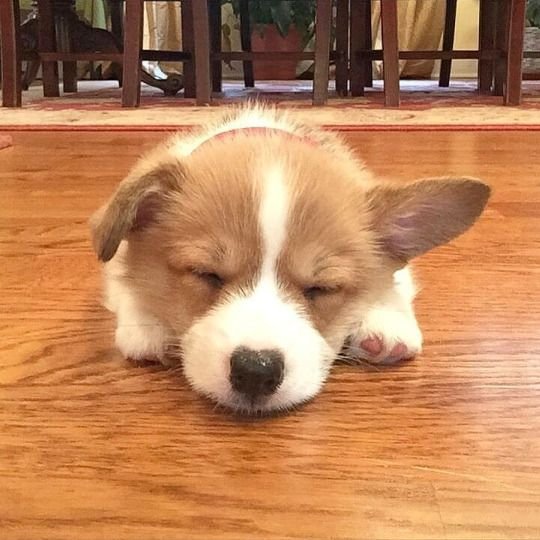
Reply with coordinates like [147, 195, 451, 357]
[345, 308, 422, 365]
[115, 320, 167, 364]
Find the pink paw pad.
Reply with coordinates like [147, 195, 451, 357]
[358, 336, 412, 363]
[388, 342, 408, 360]
[360, 336, 383, 356]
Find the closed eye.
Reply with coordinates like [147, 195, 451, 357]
[302, 285, 340, 301]
[191, 269, 225, 289]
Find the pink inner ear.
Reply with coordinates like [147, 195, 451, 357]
[394, 213, 418, 229]
[387, 209, 429, 253]
[133, 192, 163, 231]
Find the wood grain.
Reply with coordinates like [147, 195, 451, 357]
[1, 130, 539, 540]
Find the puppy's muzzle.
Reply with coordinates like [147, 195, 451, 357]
[229, 347, 284, 401]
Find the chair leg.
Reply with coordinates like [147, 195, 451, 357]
[335, 0, 349, 97]
[313, 0, 332, 105]
[478, 0, 496, 94]
[182, 0, 196, 98]
[109, 0, 123, 88]
[192, 0, 211, 105]
[350, 0, 366, 96]
[122, 0, 143, 107]
[0, 0, 22, 107]
[439, 0, 457, 87]
[505, 0, 526, 105]
[110, 0, 123, 42]
[209, 0, 222, 93]
[62, 62, 78, 93]
[493, 0, 509, 96]
[37, 0, 60, 97]
[239, 0, 254, 88]
[364, 0, 373, 87]
[55, 11, 77, 93]
[381, 0, 399, 107]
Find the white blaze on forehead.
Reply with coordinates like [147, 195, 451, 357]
[258, 164, 290, 279]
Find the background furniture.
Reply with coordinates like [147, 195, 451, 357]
[349, 0, 527, 107]
[206, 0, 334, 105]
[0, 0, 22, 106]
[2, 0, 532, 108]
[0, 0, 208, 107]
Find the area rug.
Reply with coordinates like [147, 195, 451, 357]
[1, 80, 540, 131]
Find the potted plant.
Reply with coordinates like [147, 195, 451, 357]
[223, 0, 317, 80]
[524, 0, 540, 76]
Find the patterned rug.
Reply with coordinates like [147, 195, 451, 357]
[2, 80, 540, 131]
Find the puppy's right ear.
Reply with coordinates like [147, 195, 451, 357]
[90, 159, 185, 262]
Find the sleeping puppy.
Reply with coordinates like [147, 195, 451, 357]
[90, 105, 490, 414]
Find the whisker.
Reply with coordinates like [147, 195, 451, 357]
[334, 352, 381, 371]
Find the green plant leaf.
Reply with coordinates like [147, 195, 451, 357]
[221, 0, 317, 41]
[527, 0, 540, 27]
[270, 2, 294, 37]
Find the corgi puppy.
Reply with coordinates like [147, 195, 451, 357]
[91, 105, 490, 414]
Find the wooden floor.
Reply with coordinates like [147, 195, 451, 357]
[1, 130, 539, 539]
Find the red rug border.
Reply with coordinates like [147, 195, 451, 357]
[2, 123, 540, 132]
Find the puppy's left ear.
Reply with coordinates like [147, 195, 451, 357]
[90, 159, 185, 262]
[367, 177, 491, 266]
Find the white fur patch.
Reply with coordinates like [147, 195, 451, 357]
[259, 164, 290, 277]
[106, 275, 168, 362]
[347, 266, 423, 363]
[181, 283, 332, 412]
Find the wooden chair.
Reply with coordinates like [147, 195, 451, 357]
[1, 0, 211, 107]
[350, 0, 527, 107]
[349, 0, 398, 106]
[0, 0, 22, 106]
[108, 0, 201, 100]
[206, 0, 334, 105]
[191, 0, 211, 104]
[30, 0, 145, 106]
[439, 0, 458, 88]
[0, 0, 143, 107]
[439, 0, 525, 101]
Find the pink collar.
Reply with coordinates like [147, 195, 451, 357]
[194, 126, 316, 152]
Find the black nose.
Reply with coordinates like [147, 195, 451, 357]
[229, 347, 284, 400]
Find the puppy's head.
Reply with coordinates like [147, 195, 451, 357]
[91, 132, 490, 414]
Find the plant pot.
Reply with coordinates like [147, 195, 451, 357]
[523, 26, 540, 76]
[250, 25, 302, 80]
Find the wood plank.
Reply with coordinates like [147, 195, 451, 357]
[349, 0, 369, 96]
[209, 0, 223, 93]
[181, 0, 196, 98]
[381, 0, 400, 107]
[239, 0, 255, 88]
[121, 0, 143, 107]
[439, 0, 458, 87]
[0, 0, 22, 107]
[39, 52, 125, 62]
[36, 0, 59, 97]
[192, 0, 211, 105]
[355, 49, 503, 60]
[505, 0, 526, 105]
[478, 0, 496, 94]
[312, 0, 332, 105]
[213, 51, 318, 61]
[335, 0, 350, 97]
